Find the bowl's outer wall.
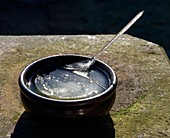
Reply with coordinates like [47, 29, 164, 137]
[20, 89, 116, 119]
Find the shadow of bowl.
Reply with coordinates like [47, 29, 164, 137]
[12, 112, 115, 138]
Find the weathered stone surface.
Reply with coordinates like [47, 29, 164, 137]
[0, 35, 169, 137]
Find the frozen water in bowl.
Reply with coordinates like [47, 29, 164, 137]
[34, 67, 110, 100]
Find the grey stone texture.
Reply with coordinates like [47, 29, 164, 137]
[0, 35, 170, 137]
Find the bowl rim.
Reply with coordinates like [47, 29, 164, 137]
[19, 54, 117, 103]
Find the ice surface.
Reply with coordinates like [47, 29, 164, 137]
[34, 68, 109, 100]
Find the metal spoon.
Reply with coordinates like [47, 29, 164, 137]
[65, 11, 144, 71]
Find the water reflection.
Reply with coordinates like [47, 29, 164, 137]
[12, 112, 115, 138]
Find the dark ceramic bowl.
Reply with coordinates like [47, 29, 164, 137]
[19, 54, 117, 119]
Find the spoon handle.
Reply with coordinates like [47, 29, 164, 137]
[93, 10, 144, 59]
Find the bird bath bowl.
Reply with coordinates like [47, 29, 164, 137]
[19, 54, 117, 120]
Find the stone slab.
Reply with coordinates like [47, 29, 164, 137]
[0, 35, 169, 137]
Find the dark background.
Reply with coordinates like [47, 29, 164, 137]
[0, 0, 170, 58]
